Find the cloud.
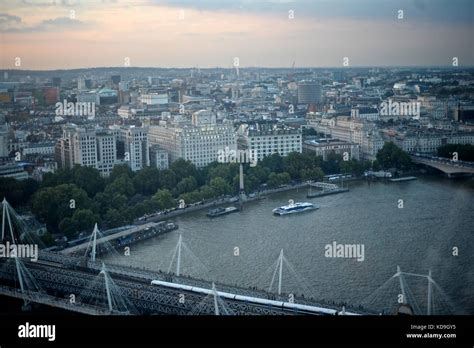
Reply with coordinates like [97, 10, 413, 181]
[0, 15, 91, 32]
[0, 13, 23, 31]
[0, 13, 21, 23]
[149, 0, 474, 23]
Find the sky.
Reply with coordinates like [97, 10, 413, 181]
[0, 0, 473, 70]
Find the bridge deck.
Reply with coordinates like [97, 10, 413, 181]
[0, 252, 372, 315]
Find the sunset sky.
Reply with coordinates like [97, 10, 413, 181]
[1, 0, 473, 70]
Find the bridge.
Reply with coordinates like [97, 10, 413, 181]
[0, 199, 457, 316]
[410, 154, 474, 176]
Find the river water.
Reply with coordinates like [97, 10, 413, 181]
[104, 176, 474, 314]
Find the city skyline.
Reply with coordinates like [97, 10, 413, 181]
[1, 0, 473, 70]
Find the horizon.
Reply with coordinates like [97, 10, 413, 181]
[3, 64, 474, 73]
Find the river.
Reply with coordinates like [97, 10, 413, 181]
[104, 176, 474, 314]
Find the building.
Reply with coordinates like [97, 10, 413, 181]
[111, 75, 121, 85]
[71, 127, 98, 168]
[97, 88, 118, 105]
[77, 77, 86, 91]
[351, 107, 379, 121]
[96, 132, 117, 177]
[52, 77, 61, 87]
[54, 138, 73, 169]
[298, 82, 322, 104]
[391, 131, 474, 154]
[121, 127, 149, 172]
[140, 92, 168, 105]
[148, 121, 236, 168]
[55, 124, 119, 177]
[0, 163, 28, 180]
[453, 105, 474, 123]
[303, 139, 360, 161]
[361, 134, 385, 161]
[0, 124, 10, 158]
[192, 110, 216, 126]
[77, 91, 98, 104]
[238, 124, 302, 161]
[22, 142, 55, 156]
[84, 79, 93, 89]
[149, 145, 169, 170]
[43, 87, 60, 105]
[311, 116, 383, 161]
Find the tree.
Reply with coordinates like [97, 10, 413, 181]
[283, 152, 312, 179]
[152, 189, 175, 210]
[244, 175, 260, 193]
[321, 152, 342, 174]
[132, 167, 161, 195]
[72, 165, 105, 197]
[104, 174, 135, 197]
[170, 159, 199, 183]
[109, 164, 134, 182]
[372, 160, 381, 171]
[58, 217, 76, 238]
[199, 185, 215, 200]
[207, 164, 232, 182]
[159, 169, 177, 190]
[300, 167, 324, 181]
[40, 232, 55, 247]
[376, 142, 412, 170]
[267, 172, 291, 188]
[70, 209, 99, 235]
[104, 208, 125, 228]
[0, 177, 39, 207]
[247, 165, 270, 184]
[210, 177, 232, 196]
[31, 184, 91, 232]
[41, 168, 72, 188]
[179, 191, 203, 204]
[260, 153, 284, 173]
[176, 176, 198, 195]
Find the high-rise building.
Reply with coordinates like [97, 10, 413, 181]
[84, 79, 93, 89]
[111, 75, 121, 85]
[96, 132, 117, 176]
[0, 124, 10, 158]
[71, 128, 98, 168]
[43, 87, 60, 105]
[149, 145, 169, 170]
[148, 120, 236, 168]
[77, 77, 86, 91]
[238, 124, 302, 161]
[297, 81, 322, 104]
[122, 127, 149, 172]
[118, 81, 129, 92]
[55, 124, 118, 177]
[52, 77, 61, 87]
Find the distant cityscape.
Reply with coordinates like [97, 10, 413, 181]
[1, 67, 473, 181]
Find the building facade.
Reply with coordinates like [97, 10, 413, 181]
[239, 124, 302, 161]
